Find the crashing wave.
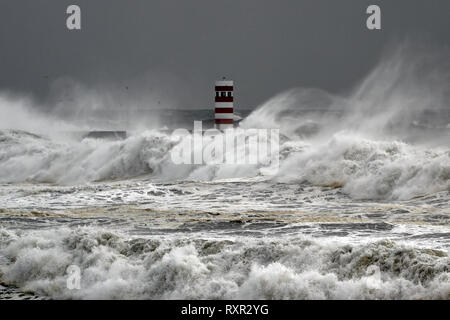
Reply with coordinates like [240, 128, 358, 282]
[0, 227, 448, 299]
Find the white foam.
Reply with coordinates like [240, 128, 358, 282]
[275, 133, 450, 200]
[0, 228, 448, 299]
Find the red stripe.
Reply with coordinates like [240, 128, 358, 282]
[215, 108, 233, 113]
[214, 119, 233, 124]
[215, 86, 233, 91]
[215, 97, 233, 102]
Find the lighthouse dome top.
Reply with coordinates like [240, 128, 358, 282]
[215, 80, 233, 86]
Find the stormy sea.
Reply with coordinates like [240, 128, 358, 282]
[0, 45, 449, 300]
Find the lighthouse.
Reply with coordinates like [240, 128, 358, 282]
[214, 79, 234, 130]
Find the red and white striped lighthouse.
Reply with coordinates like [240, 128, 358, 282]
[214, 79, 234, 130]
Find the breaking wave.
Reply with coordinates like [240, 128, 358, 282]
[0, 129, 177, 184]
[0, 227, 448, 299]
[275, 133, 450, 200]
[0, 127, 449, 200]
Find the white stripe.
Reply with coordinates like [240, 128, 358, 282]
[215, 80, 233, 86]
[215, 113, 234, 119]
[215, 102, 233, 108]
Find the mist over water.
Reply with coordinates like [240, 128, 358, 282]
[242, 42, 450, 143]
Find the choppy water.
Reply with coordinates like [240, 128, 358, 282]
[0, 43, 450, 299]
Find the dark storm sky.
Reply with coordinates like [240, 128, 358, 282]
[1, 0, 450, 108]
